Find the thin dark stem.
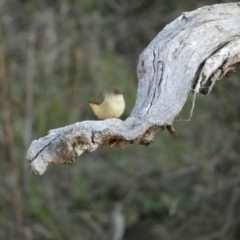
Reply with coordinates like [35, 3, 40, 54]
[0, 22, 25, 240]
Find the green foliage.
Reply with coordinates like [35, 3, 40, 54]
[0, 0, 240, 240]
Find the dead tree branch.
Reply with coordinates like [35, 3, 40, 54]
[27, 3, 240, 175]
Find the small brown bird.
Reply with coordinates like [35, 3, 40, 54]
[89, 86, 125, 120]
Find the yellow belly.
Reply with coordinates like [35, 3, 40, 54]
[89, 95, 125, 119]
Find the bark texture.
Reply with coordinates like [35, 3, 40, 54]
[26, 3, 240, 175]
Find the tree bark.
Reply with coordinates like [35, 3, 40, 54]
[26, 3, 240, 175]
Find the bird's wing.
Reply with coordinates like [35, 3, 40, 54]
[88, 93, 104, 105]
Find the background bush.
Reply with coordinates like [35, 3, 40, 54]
[0, 0, 240, 239]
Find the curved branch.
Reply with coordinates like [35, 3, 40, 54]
[26, 3, 240, 175]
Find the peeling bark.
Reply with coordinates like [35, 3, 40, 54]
[26, 3, 240, 175]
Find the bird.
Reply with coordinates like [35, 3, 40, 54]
[89, 86, 125, 120]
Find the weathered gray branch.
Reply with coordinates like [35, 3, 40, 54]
[27, 3, 240, 175]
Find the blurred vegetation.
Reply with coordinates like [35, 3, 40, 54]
[0, 0, 240, 239]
